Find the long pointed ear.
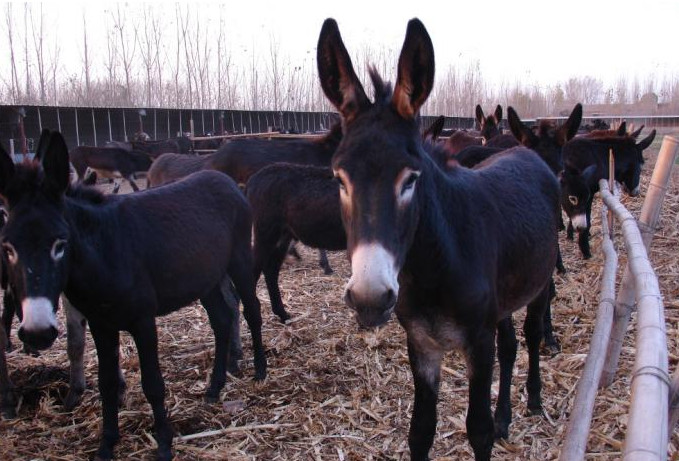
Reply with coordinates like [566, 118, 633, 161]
[616, 121, 627, 136]
[507, 107, 536, 147]
[557, 103, 583, 145]
[317, 18, 370, 123]
[581, 164, 598, 184]
[637, 129, 656, 151]
[423, 115, 445, 141]
[475, 105, 484, 127]
[630, 124, 644, 139]
[493, 105, 503, 123]
[34, 129, 52, 162]
[392, 19, 435, 120]
[0, 143, 16, 197]
[42, 132, 71, 195]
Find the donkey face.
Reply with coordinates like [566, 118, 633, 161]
[318, 18, 434, 328]
[476, 104, 502, 143]
[559, 165, 595, 230]
[0, 131, 71, 350]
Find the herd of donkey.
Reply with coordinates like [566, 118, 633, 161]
[0, 18, 660, 461]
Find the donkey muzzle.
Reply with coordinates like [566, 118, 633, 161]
[17, 297, 59, 350]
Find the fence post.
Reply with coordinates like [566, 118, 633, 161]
[602, 136, 679, 387]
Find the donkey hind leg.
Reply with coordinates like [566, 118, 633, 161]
[259, 238, 292, 323]
[287, 241, 302, 260]
[0, 322, 17, 419]
[524, 281, 552, 415]
[541, 280, 561, 355]
[220, 276, 243, 375]
[406, 334, 443, 461]
[111, 178, 122, 194]
[228, 248, 267, 381]
[128, 317, 173, 461]
[200, 285, 238, 402]
[89, 323, 123, 461]
[318, 249, 333, 275]
[466, 327, 497, 461]
[125, 175, 140, 192]
[494, 317, 517, 440]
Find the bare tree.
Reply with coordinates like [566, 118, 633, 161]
[111, 5, 137, 105]
[5, 4, 21, 103]
[80, 10, 92, 103]
[23, 4, 33, 102]
[29, 4, 46, 104]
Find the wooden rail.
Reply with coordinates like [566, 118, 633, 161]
[560, 136, 679, 460]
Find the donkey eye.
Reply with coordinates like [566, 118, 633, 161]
[568, 195, 579, 206]
[334, 174, 347, 192]
[401, 172, 420, 195]
[2, 242, 18, 265]
[51, 239, 67, 261]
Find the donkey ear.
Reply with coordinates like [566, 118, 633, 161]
[493, 105, 503, 123]
[475, 105, 484, 127]
[423, 115, 445, 141]
[507, 107, 535, 147]
[630, 124, 644, 139]
[558, 103, 583, 144]
[42, 132, 71, 195]
[636, 129, 656, 151]
[34, 129, 53, 162]
[392, 18, 435, 120]
[0, 143, 16, 197]
[616, 121, 627, 136]
[581, 164, 598, 183]
[317, 18, 370, 124]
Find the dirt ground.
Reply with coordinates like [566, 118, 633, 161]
[1, 132, 678, 460]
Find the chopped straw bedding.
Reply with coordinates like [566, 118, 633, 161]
[1, 135, 678, 460]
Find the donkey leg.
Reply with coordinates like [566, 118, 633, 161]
[287, 241, 302, 260]
[541, 280, 561, 355]
[406, 334, 443, 461]
[0, 324, 16, 419]
[200, 285, 237, 402]
[129, 318, 173, 461]
[89, 323, 122, 461]
[318, 249, 333, 275]
[555, 244, 566, 274]
[2, 290, 15, 352]
[261, 242, 292, 323]
[220, 277, 243, 375]
[126, 176, 140, 192]
[466, 327, 497, 461]
[566, 220, 574, 241]
[494, 317, 517, 440]
[524, 283, 551, 414]
[63, 298, 87, 411]
[229, 250, 267, 381]
[577, 228, 592, 259]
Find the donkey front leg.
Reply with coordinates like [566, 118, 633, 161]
[89, 323, 122, 461]
[0, 324, 16, 419]
[406, 333, 443, 461]
[63, 298, 87, 411]
[220, 276, 243, 375]
[524, 283, 551, 414]
[494, 317, 517, 440]
[129, 317, 173, 461]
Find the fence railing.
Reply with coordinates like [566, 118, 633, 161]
[560, 136, 679, 460]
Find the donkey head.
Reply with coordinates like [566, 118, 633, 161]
[476, 104, 502, 143]
[0, 130, 71, 350]
[559, 165, 596, 230]
[318, 18, 434, 328]
[507, 103, 582, 174]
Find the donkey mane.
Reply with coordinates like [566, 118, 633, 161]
[367, 66, 393, 105]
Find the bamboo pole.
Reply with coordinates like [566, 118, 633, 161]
[560, 199, 619, 461]
[608, 148, 614, 238]
[599, 179, 669, 461]
[602, 136, 679, 387]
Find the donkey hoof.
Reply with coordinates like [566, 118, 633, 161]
[494, 422, 509, 440]
[541, 341, 561, 357]
[204, 392, 219, 404]
[63, 390, 84, 412]
[227, 362, 241, 377]
[1, 406, 17, 420]
[276, 311, 291, 324]
[527, 402, 543, 416]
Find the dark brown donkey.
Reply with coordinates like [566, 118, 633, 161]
[318, 18, 559, 460]
[147, 152, 213, 187]
[475, 104, 519, 148]
[69, 146, 152, 193]
[0, 130, 266, 461]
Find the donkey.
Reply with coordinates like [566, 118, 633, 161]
[147, 152, 213, 188]
[69, 146, 152, 193]
[0, 130, 266, 461]
[561, 129, 656, 258]
[475, 104, 519, 148]
[318, 18, 559, 461]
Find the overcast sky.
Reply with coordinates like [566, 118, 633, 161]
[4, 0, 679, 90]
